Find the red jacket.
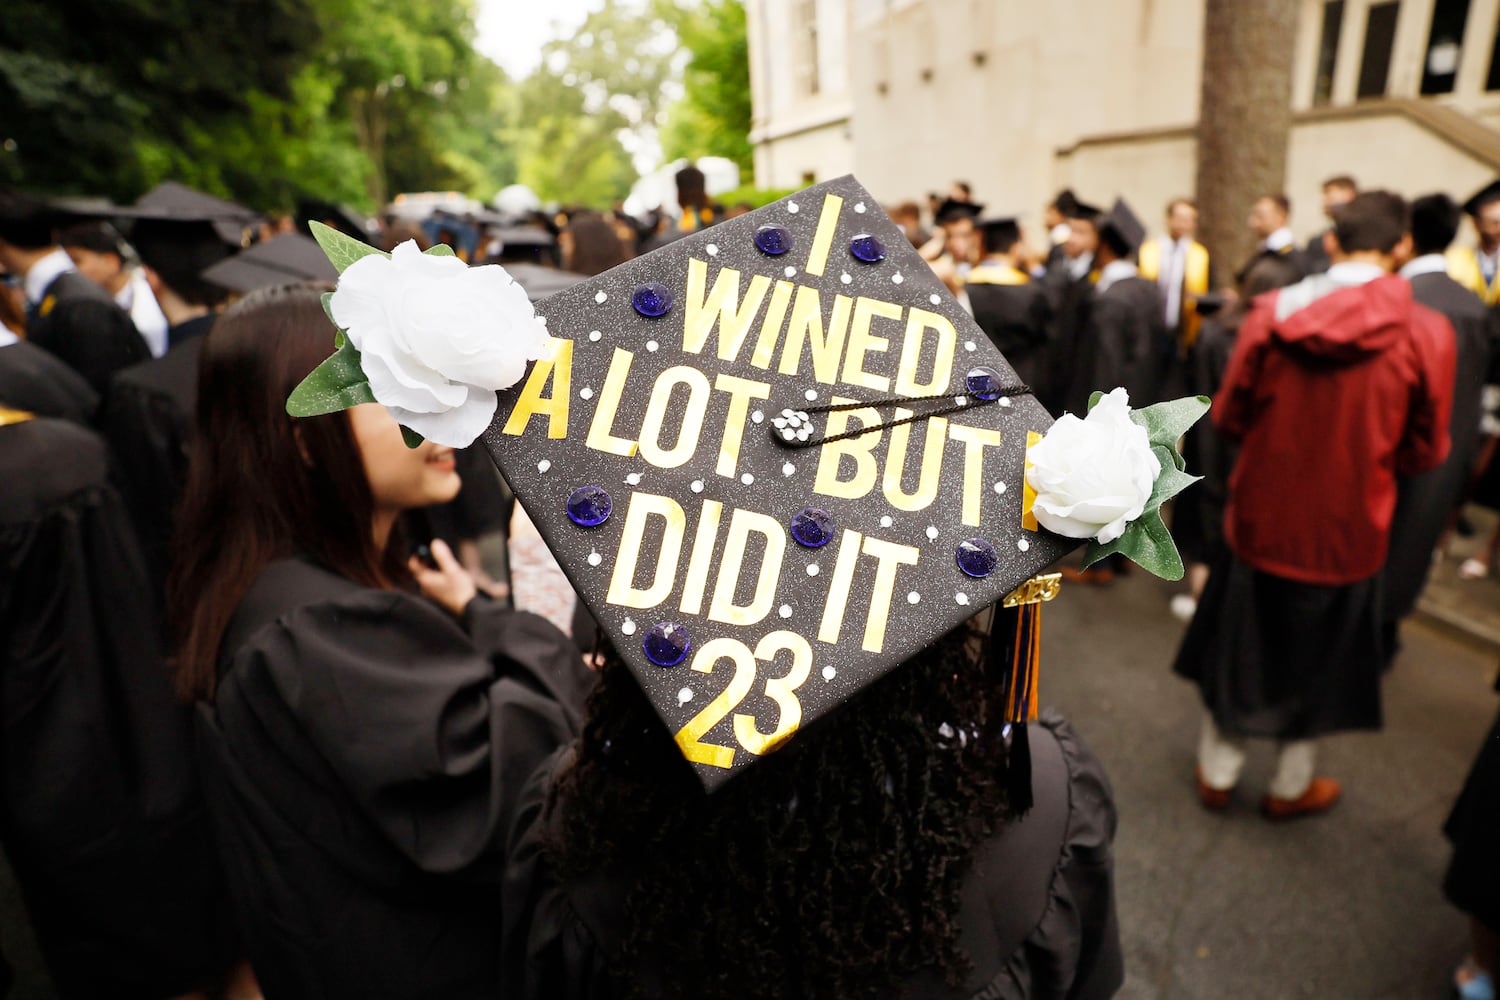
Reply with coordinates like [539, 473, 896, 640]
[1214, 273, 1455, 584]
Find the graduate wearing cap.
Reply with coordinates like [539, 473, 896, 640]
[1136, 199, 1212, 391]
[58, 221, 170, 358]
[0, 191, 149, 396]
[966, 216, 1052, 394]
[919, 200, 985, 294]
[1446, 179, 1500, 305]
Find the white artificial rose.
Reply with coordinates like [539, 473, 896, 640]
[1025, 388, 1161, 544]
[329, 241, 548, 447]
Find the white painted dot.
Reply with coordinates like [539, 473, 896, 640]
[806, 563, 820, 577]
[646, 340, 659, 352]
[779, 604, 793, 619]
[956, 592, 970, 606]
[784, 266, 797, 278]
[925, 525, 939, 541]
[678, 687, 694, 705]
[741, 473, 755, 485]
[1000, 397, 1013, 408]
[580, 386, 595, 400]
[907, 591, 921, 605]
[1018, 538, 1030, 552]
[787, 201, 800, 214]
[782, 462, 796, 477]
[691, 479, 705, 493]
[840, 272, 853, 284]
[587, 549, 603, 567]
[621, 618, 637, 636]
[538, 315, 548, 326]
[929, 294, 941, 305]
[625, 472, 642, 486]
[822, 665, 837, 681]
[854, 201, 867, 213]
[751, 409, 764, 424]
[891, 272, 904, 284]
[880, 515, 893, 528]
[588, 330, 602, 342]
[994, 481, 1007, 495]
[706, 243, 719, 256]
[594, 290, 608, 304]
[964, 341, 977, 352]
[537, 459, 551, 473]
[804, 389, 818, 402]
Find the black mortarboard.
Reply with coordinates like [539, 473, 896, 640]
[977, 217, 1022, 254]
[128, 219, 235, 299]
[200, 233, 337, 294]
[1065, 198, 1103, 222]
[125, 182, 260, 247]
[57, 221, 128, 259]
[1098, 197, 1146, 255]
[1462, 179, 1500, 218]
[935, 198, 984, 225]
[479, 176, 1079, 790]
[1052, 189, 1080, 217]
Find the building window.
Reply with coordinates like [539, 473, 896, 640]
[1357, 1, 1401, 99]
[1488, 20, 1500, 90]
[1421, 0, 1470, 95]
[1313, 1, 1344, 106]
[791, 0, 821, 97]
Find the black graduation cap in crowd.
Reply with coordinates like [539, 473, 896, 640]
[1065, 197, 1103, 222]
[125, 181, 260, 247]
[935, 198, 984, 225]
[201, 233, 337, 294]
[1052, 189, 1080, 217]
[977, 217, 1022, 254]
[128, 218, 237, 294]
[479, 175, 1079, 790]
[1462, 179, 1500, 218]
[1098, 197, 1146, 255]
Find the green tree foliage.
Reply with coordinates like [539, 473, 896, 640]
[658, 0, 753, 178]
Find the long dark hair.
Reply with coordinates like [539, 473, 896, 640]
[168, 283, 407, 701]
[549, 622, 1016, 998]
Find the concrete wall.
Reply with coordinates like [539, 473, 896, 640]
[746, 0, 855, 190]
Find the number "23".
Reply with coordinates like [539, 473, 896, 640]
[673, 630, 813, 769]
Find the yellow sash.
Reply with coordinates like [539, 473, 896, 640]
[1445, 247, 1500, 305]
[1138, 237, 1209, 349]
[0, 407, 35, 427]
[967, 262, 1031, 286]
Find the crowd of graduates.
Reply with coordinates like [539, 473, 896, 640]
[0, 160, 1498, 1000]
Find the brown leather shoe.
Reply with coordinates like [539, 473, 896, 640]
[1262, 777, 1341, 820]
[1195, 768, 1231, 811]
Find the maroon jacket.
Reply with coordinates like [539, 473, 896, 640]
[1214, 272, 1455, 585]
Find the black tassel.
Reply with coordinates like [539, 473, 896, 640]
[1008, 722, 1033, 813]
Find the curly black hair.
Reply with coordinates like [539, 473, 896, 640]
[547, 621, 1019, 999]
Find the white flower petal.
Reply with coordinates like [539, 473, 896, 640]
[390, 390, 497, 448]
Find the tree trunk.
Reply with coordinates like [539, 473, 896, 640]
[1194, 0, 1300, 287]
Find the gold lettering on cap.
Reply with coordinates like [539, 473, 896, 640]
[713, 373, 771, 478]
[881, 409, 948, 512]
[606, 491, 687, 610]
[893, 308, 957, 397]
[682, 258, 771, 362]
[860, 536, 920, 653]
[842, 298, 902, 392]
[585, 347, 639, 457]
[735, 630, 813, 755]
[679, 499, 724, 616]
[708, 508, 787, 627]
[777, 286, 853, 385]
[638, 365, 711, 468]
[749, 280, 795, 370]
[803, 193, 845, 278]
[817, 528, 864, 645]
[500, 336, 572, 439]
[948, 423, 1004, 526]
[812, 397, 882, 500]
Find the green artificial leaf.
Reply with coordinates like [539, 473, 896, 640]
[309, 220, 386, 275]
[1144, 446, 1201, 513]
[400, 425, 425, 449]
[1087, 390, 1104, 412]
[321, 290, 337, 327]
[286, 339, 376, 417]
[1130, 395, 1212, 449]
[423, 244, 456, 257]
[1082, 509, 1185, 581]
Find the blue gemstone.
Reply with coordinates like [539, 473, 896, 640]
[566, 485, 613, 527]
[849, 234, 886, 263]
[955, 537, 999, 578]
[632, 282, 674, 317]
[790, 507, 834, 548]
[966, 366, 1004, 400]
[755, 224, 793, 256]
[644, 621, 691, 667]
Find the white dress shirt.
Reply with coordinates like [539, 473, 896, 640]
[115, 269, 169, 357]
[1262, 227, 1295, 253]
[1095, 259, 1139, 295]
[23, 248, 75, 305]
[1399, 254, 1450, 280]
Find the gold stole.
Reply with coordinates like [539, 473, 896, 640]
[1139, 237, 1210, 349]
[1446, 247, 1500, 305]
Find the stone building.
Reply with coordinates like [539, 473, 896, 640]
[745, 0, 1500, 239]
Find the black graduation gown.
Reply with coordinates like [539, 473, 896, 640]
[1382, 274, 1496, 623]
[966, 273, 1053, 396]
[0, 340, 98, 423]
[196, 558, 595, 999]
[1070, 275, 1167, 411]
[500, 713, 1123, 1000]
[0, 416, 234, 998]
[1042, 270, 1094, 417]
[1235, 247, 1306, 293]
[1443, 674, 1500, 931]
[25, 271, 149, 395]
[1301, 231, 1332, 276]
[99, 315, 216, 596]
[1172, 315, 1240, 565]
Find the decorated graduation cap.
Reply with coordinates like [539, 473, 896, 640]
[1462, 179, 1500, 218]
[288, 175, 1207, 791]
[201, 233, 337, 294]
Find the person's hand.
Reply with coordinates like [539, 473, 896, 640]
[410, 539, 478, 617]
